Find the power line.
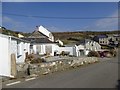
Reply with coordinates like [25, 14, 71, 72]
[3, 12, 119, 19]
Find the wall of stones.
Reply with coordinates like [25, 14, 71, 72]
[16, 57, 98, 78]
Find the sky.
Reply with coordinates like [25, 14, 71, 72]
[2, 2, 119, 32]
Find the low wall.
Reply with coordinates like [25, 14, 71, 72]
[16, 57, 98, 77]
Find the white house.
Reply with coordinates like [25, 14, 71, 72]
[77, 39, 101, 55]
[85, 41, 101, 51]
[22, 26, 58, 56]
[0, 33, 30, 77]
[29, 38, 59, 56]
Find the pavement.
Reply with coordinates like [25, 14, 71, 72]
[2, 55, 119, 88]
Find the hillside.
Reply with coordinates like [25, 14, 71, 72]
[1, 28, 120, 45]
[52, 31, 120, 44]
[0, 27, 31, 37]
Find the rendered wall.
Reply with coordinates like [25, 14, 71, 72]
[0, 34, 11, 77]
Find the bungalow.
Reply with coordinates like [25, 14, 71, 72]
[22, 25, 58, 56]
[0, 33, 30, 77]
[24, 38, 59, 56]
[76, 39, 101, 55]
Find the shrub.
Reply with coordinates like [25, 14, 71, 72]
[30, 58, 46, 64]
[109, 49, 117, 57]
[60, 51, 70, 56]
[87, 51, 100, 57]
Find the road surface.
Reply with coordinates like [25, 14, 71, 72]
[2, 56, 119, 88]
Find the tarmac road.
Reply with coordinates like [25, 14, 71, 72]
[2, 56, 119, 88]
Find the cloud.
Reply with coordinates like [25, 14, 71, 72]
[3, 16, 13, 23]
[3, 16, 21, 26]
[46, 26, 63, 32]
[2, 16, 26, 31]
[95, 11, 118, 29]
[46, 26, 71, 32]
[83, 11, 118, 31]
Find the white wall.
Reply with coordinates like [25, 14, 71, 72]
[58, 46, 74, 56]
[51, 44, 59, 56]
[85, 41, 101, 51]
[0, 34, 30, 77]
[78, 45, 84, 50]
[25, 43, 30, 54]
[0, 34, 11, 77]
[32, 43, 80, 57]
[33, 45, 37, 54]
[17, 41, 30, 63]
[11, 39, 17, 60]
[17, 42, 24, 63]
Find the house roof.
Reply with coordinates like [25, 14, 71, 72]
[0, 33, 30, 43]
[10, 36, 30, 43]
[94, 35, 108, 38]
[76, 39, 93, 45]
[21, 37, 55, 44]
[28, 30, 48, 38]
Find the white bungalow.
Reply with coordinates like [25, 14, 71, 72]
[0, 33, 30, 77]
[85, 40, 101, 51]
[77, 39, 101, 55]
[22, 25, 58, 56]
[29, 38, 59, 56]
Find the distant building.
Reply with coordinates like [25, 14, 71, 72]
[93, 35, 109, 45]
[18, 33, 24, 38]
[0, 28, 2, 33]
[77, 39, 101, 55]
[0, 26, 6, 33]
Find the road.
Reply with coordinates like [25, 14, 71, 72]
[2, 56, 119, 88]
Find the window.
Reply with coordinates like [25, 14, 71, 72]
[30, 45, 33, 49]
[99, 41, 102, 44]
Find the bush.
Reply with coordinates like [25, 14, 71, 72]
[87, 51, 100, 57]
[60, 51, 70, 56]
[26, 54, 35, 62]
[30, 58, 46, 64]
[109, 49, 117, 57]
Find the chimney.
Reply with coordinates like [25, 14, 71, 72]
[36, 26, 39, 31]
